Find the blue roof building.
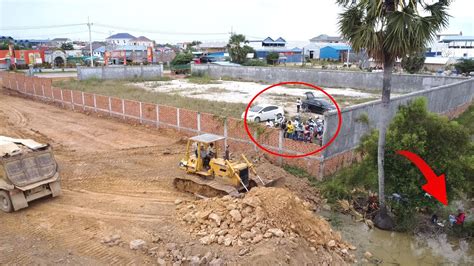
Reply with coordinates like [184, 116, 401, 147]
[319, 45, 351, 61]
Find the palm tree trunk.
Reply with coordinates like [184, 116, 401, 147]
[374, 56, 395, 230]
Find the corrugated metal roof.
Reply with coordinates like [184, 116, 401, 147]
[106, 33, 136, 39]
[189, 134, 225, 143]
[321, 45, 351, 51]
[440, 36, 474, 42]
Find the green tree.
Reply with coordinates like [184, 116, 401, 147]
[266, 52, 279, 65]
[454, 58, 474, 74]
[227, 34, 254, 64]
[171, 52, 193, 65]
[359, 98, 472, 230]
[401, 51, 426, 74]
[61, 43, 74, 50]
[336, 0, 451, 229]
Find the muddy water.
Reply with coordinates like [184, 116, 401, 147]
[320, 211, 473, 265]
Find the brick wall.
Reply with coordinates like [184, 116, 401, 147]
[4, 72, 469, 180]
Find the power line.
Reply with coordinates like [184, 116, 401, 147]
[94, 23, 229, 36]
[0, 23, 87, 31]
[12, 30, 90, 39]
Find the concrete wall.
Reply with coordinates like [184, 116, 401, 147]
[192, 64, 466, 93]
[322, 78, 474, 159]
[77, 65, 163, 80]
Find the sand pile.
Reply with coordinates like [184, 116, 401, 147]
[176, 187, 354, 260]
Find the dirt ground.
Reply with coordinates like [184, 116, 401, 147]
[0, 88, 349, 265]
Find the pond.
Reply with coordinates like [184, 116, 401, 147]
[320, 211, 473, 265]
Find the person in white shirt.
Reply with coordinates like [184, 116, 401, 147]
[296, 98, 302, 113]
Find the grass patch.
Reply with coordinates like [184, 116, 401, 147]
[53, 78, 246, 118]
[186, 75, 221, 84]
[282, 165, 317, 185]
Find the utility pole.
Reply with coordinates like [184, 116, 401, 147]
[87, 17, 93, 67]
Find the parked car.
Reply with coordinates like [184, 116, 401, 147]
[302, 92, 336, 114]
[241, 104, 284, 123]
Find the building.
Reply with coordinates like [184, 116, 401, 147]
[130, 36, 154, 47]
[309, 34, 344, 44]
[106, 33, 136, 45]
[427, 32, 474, 58]
[197, 42, 227, 54]
[246, 37, 304, 63]
[50, 38, 72, 47]
[304, 34, 349, 60]
[319, 45, 351, 61]
[0, 49, 45, 68]
[423, 57, 457, 72]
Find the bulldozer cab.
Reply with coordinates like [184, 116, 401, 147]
[180, 133, 224, 174]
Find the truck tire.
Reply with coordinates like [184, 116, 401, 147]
[0, 190, 13, 213]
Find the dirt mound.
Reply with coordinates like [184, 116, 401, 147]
[256, 161, 323, 206]
[176, 187, 354, 262]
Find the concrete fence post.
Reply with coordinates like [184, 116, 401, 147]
[82, 91, 85, 111]
[93, 94, 97, 113]
[197, 112, 201, 133]
[156, 104, 160, 127]
[71, 90, 75, 111]
[139, 101, 143, 124]
[60, 89, 64, 108]
[278, 130, 284, 165]
[32, 81, 36, 97]
[253, 130, 258, 152]
[41, 84, 45, 98]
[121, 99, 125, 119]
[51, 85, 54, 100]
[177, 108, 180, 130]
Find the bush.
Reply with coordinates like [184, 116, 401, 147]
[454, 58, 474, 74]
[266, 52, 279, 65]
[242, 59, 267, 66]
[401, 51, 426, 74]
[171, 52, 193, 66]
[359, 98, 472, 229]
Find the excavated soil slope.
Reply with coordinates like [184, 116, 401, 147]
[0, 88, 351, 265]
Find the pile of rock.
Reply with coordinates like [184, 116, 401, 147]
[101, 234, 123, 247]
[176, 187, 353, 259]
[153, 243, 223, 266]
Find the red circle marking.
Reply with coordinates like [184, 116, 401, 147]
[243, 81, 342, 158]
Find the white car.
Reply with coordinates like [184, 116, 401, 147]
[241, 104, 284, 123]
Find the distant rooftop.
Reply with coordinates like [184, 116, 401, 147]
[321, 45, 351, 50]
[132, 36, 152, 42]
[310, 34, 343, 43]
[106, 33, 136, 39]
[439, 36, 474, 42]
[51, 38, 71, 42]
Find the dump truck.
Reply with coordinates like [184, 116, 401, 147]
[174, 134, 278, 197]
[0, 136, 61, 212]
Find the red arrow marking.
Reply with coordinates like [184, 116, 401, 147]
[396, 150, 448, 205]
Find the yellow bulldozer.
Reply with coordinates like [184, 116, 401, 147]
[174, 134, 278, 197]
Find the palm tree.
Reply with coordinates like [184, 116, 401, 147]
[336, 0, 451, 229]
[227, 34, 254, 64]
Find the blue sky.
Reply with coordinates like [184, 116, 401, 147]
[1, 0, 472, 43]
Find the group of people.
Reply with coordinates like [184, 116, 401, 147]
[193, 142, 231, 169]
[265, 114, 324, 144]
